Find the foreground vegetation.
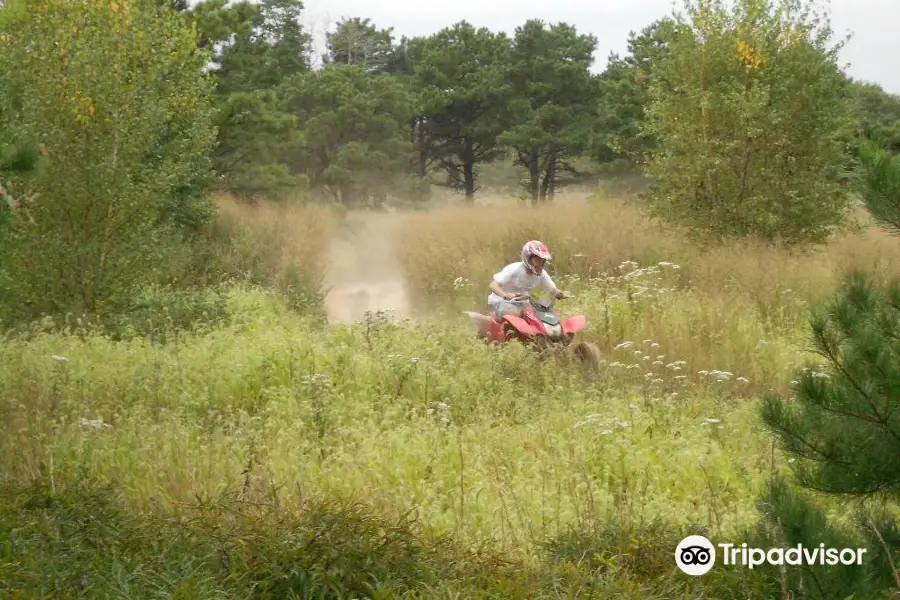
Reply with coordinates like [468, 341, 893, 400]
[2, 192, 898, 597]
[3, 0, 900, 596]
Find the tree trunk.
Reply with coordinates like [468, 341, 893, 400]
[463, 137, 475, 201]
[529, 151, 540, 206]
[738, 72, 754, 205]
[339, 183, 354, 207]
[416, 117, 427, 178]
[540, 150, 558, 202]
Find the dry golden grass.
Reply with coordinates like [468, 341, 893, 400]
[398, 191, 900, 303]
[396, 189, 900, 396]
[208, 192, 337, 291]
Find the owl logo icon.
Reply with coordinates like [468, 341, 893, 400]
[676, 535, 716, 575]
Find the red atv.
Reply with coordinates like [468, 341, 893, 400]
[464, 293, 602, 374]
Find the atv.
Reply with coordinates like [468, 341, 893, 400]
[463, 292, 602, 375]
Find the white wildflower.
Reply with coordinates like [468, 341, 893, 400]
[80, 417, 112, 429]
[301, 373, 332, 389]
[574, 414, 604, 429]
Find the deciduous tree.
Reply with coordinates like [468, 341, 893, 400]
[642, 0, 854, 244]
[0, 0, 217, 319]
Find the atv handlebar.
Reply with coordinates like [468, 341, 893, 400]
[508, 292, 574, 302]
[506, 291, 574, 310]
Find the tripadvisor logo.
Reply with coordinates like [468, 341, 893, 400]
[675, 535, 867, 576]
[676, 535, 716, 575]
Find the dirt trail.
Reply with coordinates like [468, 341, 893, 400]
[322, 210, 413, 324]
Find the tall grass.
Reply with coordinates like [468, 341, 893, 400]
[0, 285, 787, 597]
[399, 194, 900, 304]
[72, 194, 341, 340]
[2, 188, 894, 597]
[201, 193, 337, 297]
[397, 192, 900, 396]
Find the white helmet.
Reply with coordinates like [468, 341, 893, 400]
[521, 240, 552, 274]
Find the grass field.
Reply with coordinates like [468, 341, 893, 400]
[2, 184, 897, 598]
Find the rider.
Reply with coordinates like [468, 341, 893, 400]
[488, 240, 573, 318]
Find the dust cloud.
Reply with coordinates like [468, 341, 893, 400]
[322, 210, 413, 325]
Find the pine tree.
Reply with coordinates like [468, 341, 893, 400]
[758, 140, 900, 597]
[856, 139, 900, 231]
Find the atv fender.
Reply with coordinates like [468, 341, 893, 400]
[562, 315, 587, 334]
[503, 314, 542, 336]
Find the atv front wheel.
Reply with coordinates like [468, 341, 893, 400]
[573, 341, 602, 376]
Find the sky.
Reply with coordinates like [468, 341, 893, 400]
[299, 0, 900, 94]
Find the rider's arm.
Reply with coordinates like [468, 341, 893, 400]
[490, 279, 512, 299]
[543, 272, 569, 299]
[491, 264, 520, 300]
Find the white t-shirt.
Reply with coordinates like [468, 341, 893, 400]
[488, 261, 559, 306]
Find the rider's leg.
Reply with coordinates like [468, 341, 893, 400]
[495, 299, 525, 318]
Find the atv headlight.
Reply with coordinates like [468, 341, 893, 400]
[544, 323, 562, 337]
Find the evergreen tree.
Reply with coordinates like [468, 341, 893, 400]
[852, 82, 900, 154]
[279, 63, 420, 207]
[856, 139, 900, 229]
[187, 0, 306, 201]
[415, 21, 514, 200]
[758, 141, 900, 598]
[591, 18, 678, 168]
[499, 19, 598, 203]
[325, 17, 394, 73]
